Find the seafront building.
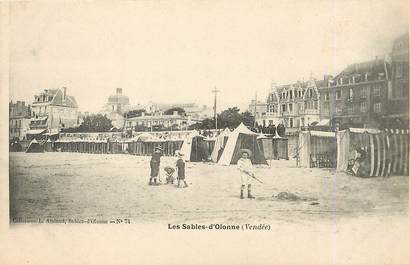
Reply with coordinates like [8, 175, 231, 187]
[99, 88, 131, 129]
[318, 57, 391, 129]
[28, 87, 79, 138]
[9, 101, 32, 140]
[385, 32, 409, 128]
[261, 78, 321, 130]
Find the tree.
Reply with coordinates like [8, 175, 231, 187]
[78, 114, 113, 132]
[189, 107, 255, 130]
[164, 107, 185, 115]
[241, 111, 255, 127]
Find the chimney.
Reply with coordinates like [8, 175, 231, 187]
[62, 87, 67, 100]
[116, 88, 122, 95]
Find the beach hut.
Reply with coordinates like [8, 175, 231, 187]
[180, 131, 211, 162]
[210, 128, 231, 162]
[257, 134, 274, 160]
[26, 139, 44, 153]
[203, 137, 216, 158]
[218, 123, 267, 165]
[163, 138, 184, 156]
[44, 139, 54, 152]
[337, 128, 409, 177]
[272, 132, 288, 160]
[298, 131, 337, 168]
[144, 137, 166, 156]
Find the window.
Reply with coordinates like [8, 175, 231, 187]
[289, 118, 293, 128]
[348, 88, 353, 100]
[336, 90, 342, 100]
[288, 103, 293, 112]
[358, 87, 365, 99]
[323, 103, 329, 113]
[396, 63, 403, 78]
[348, 105, 353, 114]
[373, 86, 380, 97]
[360, 102, 367, 112]
[374, 103, 381, 113]
[282, 104, 286, 112]
[290, 91, 293, 99]
[298, 102, 304, 112]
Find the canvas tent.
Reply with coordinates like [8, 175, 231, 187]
[298, 131, 337, 168]
[272, 131, 289, 160]
[257, 134, 274, 160]
[44, 139, 54, 152]
[218, 123, 267, 165]
[337, 128, 409, 177]
[180, 131, 210, 162]
[26, 139, 44, 153]
[210, 128, 231, 162]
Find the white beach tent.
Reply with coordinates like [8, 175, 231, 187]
[218, 123, 268, 165]
[179, 130, 200, 161]
[210, 128, 231, 162]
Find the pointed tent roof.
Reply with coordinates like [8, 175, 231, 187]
[218, 123, 267, 165]
[221, 127, 231, 136]
[233, 123, 257, 135]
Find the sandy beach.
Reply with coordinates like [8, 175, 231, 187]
[9, 152, 408, 224]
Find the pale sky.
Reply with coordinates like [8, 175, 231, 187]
[8, 0, 409, 113]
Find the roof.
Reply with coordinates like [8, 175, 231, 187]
[233, 123, 257, 135]
[334, 59, 389, 82]
[33, 88, 78, 108]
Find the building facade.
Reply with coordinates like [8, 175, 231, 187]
[125, 110, 200, 132]
[29, 87, 79, 135]
[248, 99, 267, 125]
[385, 32, 409, 128]
[100, 88, 130, 129]
[319, 58, 390, 129]
[9, 101, 32, 140]
[262, 78, 320, 129]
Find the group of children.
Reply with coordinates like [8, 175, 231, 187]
[148, 146, 257, 198]
[148, 147, 188, 188]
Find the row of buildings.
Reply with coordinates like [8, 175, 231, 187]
[9, 87, 80, 141]
[250, 32, 409, 131]
[9, 87, 212, 141]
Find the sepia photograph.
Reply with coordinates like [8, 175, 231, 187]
[1, 0, 409, 264]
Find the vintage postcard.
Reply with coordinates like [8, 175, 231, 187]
[1, 0, 409, 264]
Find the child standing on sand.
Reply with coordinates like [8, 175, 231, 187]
[237, 149, 255, 199]
[176, 152, 188, 188]
[149, 147, 162, 185]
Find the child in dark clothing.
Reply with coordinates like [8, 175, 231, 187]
[149, 147, 162, 185]
[176, 152, 188, 188]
